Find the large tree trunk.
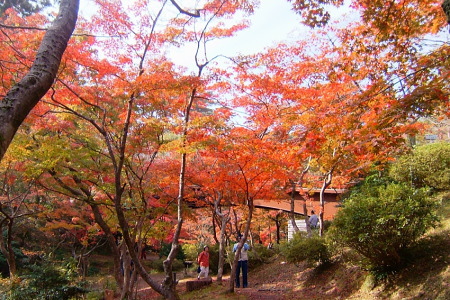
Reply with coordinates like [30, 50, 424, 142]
[0, 0, 79, 161]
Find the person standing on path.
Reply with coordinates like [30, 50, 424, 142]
[233, 234, 250, 288]
[309, 210, 319, 228]
[197, 245, 210, 279]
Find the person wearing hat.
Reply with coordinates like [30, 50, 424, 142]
[233, 234, 250, 288]
[197, 245, 210, 279]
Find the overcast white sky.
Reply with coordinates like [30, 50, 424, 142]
[207, 1, 305, 55]
[79, 0, 305, 69]
[169, 1, 306, 69]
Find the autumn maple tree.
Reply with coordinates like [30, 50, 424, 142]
[0, 0, 448, 299]
[223, 0, 448, 236]
[6, 0, 258, 299]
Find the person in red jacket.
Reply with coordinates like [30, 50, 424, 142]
[197, 245, 210, 279]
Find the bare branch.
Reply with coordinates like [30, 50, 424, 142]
[170, 0, 200, 17]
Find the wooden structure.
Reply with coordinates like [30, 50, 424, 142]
[186, 278, 212, 292]
[254, 188, 346, 220]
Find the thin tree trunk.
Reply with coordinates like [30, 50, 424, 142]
[290, 157, 311, 236]
[289, 180, 300, 233]
[120, 246, 132, 300]
[212, 211, 220, 244]
[214, 192, 230, 283]
[303, 200, 311, 237]
[216, 215, 228, 283]
[319, 172, 332, 237]
[110, 97, 179, 298]
[275, 214, 281, 244]
[90, 204, 124, 292]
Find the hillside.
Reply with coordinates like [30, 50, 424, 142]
[134, 226, 448, 300]
[176, 195, 450, 300]
[9, 195, 445, 300]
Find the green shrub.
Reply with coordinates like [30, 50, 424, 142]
[85, 290, 104, 300]
[150, 258, 184, 272]
[329, 180, 440, 273]
[87, 264, 100, 276]
[182, 243, 198, 261]
[159, 242, 186, 261]
[389, 142, 450, 191]
[248, 243, 275, 268]
[172, 258, 185, 271]
[3, 259, 87, 300]
[281, 233, 330, 266]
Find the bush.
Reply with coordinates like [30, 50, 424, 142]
[281, 233, 330, 266]
[3, 259, 87, 300]
[182, 243, 198, 261]
[248, 243, 276, 268]
[389, 142, 450, 191]
[329, 179, 440, 273]
[150, 258, 184, 272]
[159, 242, 186, 261]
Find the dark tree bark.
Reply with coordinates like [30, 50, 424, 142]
[443, 0, 450, 24]
[0, 0, 79, 161]
[90, 204, 124, 291]
[0, 218, 17, 277]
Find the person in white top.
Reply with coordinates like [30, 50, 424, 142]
[233, 234, 250, 288]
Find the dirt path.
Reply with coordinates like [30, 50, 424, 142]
[234, 286, 288, 300]
[133, 274, 292, 300]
